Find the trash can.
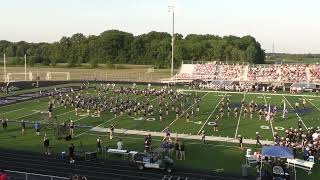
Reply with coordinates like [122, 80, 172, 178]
[242, 164, 249, 177]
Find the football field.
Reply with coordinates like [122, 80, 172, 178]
[1, 85, 320, 143]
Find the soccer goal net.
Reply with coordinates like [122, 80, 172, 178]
[46, 72, 70, 81]
[6, 72, 33, 82]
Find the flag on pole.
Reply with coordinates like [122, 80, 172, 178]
[282, 101, 286, 118]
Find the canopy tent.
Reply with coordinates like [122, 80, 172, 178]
[261, 146, 294, 159]
[259, 146, 294, 179]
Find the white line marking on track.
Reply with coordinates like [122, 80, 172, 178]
[282, 95, 308, 129]
[234, 93, 245, 138]
[197, 93, 226, 135]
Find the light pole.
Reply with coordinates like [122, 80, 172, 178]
[168, 5, 174, 78]
[24, 54, 27, 81]
[3, 53, 6, 83]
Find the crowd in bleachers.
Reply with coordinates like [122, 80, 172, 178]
[219, 64, 244, 80]
[175, 62, 320, 83]
[247, 65, 278, 81]
[309, 64, 320, 82]
[280, 64, 307, 82]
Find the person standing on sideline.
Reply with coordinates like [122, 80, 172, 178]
[238, 135, 243, 151]
[43, 134, 50, 155]
[117, 139, 123, 150]
[110, 123, 115, 140]
[97, 136, 102, 152]
[69, 120, 75, 138]
[21, 120, 26, 134]
[256, 132, 262, 147]
[35, 121, 41, 135]
[0, 169, 8, 180]
[2, 118, 7, 131]
[179, 141, 185, 160]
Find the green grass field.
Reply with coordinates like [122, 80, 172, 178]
[0, 84, 319, 179]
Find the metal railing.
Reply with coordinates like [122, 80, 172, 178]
[5, 169, 69, 180]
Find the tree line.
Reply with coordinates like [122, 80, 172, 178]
[0, 30, 265, 68]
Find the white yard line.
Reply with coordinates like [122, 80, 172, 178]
[56, 109, 74, 117]
[263, 94, 274, 136]
[13, 111, 40, 120]
[161, 92, 210, 132]
[180, 89, 320, 98]
[0, 108, 26, 116]
[197, 93, 227, 135]
[282, 95, 308, 129]
[304, 96, 320, 111]
[234, 93, 246, 138]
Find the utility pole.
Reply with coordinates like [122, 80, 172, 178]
[168, 5, 175, 77]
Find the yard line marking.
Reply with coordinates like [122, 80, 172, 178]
[197, 93, 227, 135]
[75, 96, 157, 138]
[234, 93, 246, 138]
[262, 94, 274, 136]
[304, 96, 320, 111]
[282, 95, 308, 129]
[56, 109, 74, 117]
[13, 111, 41, 121]
[161, 92, 210, 132]
[0, 108, 26, 116]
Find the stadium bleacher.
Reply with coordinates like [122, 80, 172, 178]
[173, 62, 320, 83]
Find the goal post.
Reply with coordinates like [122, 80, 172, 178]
[46, 72, 70, 81]
[6, 72, 33, 82]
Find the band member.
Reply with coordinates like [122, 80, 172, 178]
[69, 120, 75, 137]
[213, 115, 219, 132]
[186, 112, 190, 122]
[302, 99, 306, 109]
[2, 118, 8, 131]
[256, 132, 262, 147]
[159, 109, 163, 122]
[258, 109, 263, 120]
[243, 107, 248, 118]
[234, 107, 238, 118]
[219, 107, 224, 118]
[227, 106, 231, 117]
[295, 102, 299, 111]
[238, 135, 243, 151]
[48, 101, 53, 119]
[110, 123, 115, 140]
[175, 107, 179, 119]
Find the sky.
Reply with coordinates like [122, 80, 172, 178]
[0, 0, 319, 54]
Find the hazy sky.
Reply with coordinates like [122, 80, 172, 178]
[0, 0, 319, 54]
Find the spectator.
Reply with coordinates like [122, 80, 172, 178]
[0, 169, 8, 180]
[117, 139, 123, 150]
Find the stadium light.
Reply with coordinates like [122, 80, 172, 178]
[24, 54, 27, 81]
[168, 5, 174, 78]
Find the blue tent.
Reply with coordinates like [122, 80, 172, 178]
[261, 146, 294, 159]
